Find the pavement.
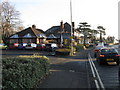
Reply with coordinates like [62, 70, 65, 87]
[37, 50, 92, 89]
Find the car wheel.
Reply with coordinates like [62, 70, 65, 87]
[98, 60, 103, 65]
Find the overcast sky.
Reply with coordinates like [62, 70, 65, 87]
[1, 0, 119, 39]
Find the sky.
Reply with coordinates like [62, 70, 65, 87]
[1, 0, 119, 40]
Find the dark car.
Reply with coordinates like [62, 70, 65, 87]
[94, 45, 105, 58]
[96, 48, 120, 65]
[8, 43, 19, 49]
[17, 43, 27, 50]
[45, 43, 58, 51]
[25, 43, 37, 50]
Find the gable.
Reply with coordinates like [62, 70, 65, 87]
[47, 34, 57, 39]
[18, 27, 36, 38]
[38, 34, 46, 38]
[10, 34, 19, 38]
[23, 33, 35, 38]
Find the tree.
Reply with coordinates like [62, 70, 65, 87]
[0, 1, 22, 45]
[97, 26, 106, 42]
[78, 22, 91, 45]
[88, 29, 99, 44]
[106, 36, 115, 43]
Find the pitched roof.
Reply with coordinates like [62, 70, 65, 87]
[55, 33, 71, 39]
[45, 22, 71, 36]
[10, 26, 46, 38]
[47, 34, 57, 39]
[31, 27, 46, 38]
[45, 26, 61, 35]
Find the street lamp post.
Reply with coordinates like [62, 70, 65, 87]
[60, 21, 64, 48]
[70, 0, 73, 56]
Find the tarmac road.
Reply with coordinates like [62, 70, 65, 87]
[38, 50, 92, 88]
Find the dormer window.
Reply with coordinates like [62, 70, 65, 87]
[23, 33, 32, 38]
[38, 34, 46, 38]
[10, 34, 19, 38]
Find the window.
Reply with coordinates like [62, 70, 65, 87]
[23, 33, 32, 38]
[10, 34, 18, 38]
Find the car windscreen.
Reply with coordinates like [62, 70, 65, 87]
[101, 49, 118, 54]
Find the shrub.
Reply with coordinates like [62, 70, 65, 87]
[55, 46, 77, 56]
[2, 56, 50, 88]
[55, 48, 70, 56]
[56, 48, 70, 52]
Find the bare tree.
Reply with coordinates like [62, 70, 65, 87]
[0, 1, 22, 45]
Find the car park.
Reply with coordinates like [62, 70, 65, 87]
[96, 48, 120, 65]
[0, 43, 7, 49]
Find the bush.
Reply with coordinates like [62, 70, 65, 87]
[55, 46, 77, 56]
[2, 56, 50, 88]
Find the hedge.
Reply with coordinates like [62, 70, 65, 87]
[55, 46, 77, 56]
[55, 48, 71, 56]
[2, 56, 50, 89]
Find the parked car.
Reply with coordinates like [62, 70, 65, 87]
[0, 43, 7, 49]
[8, 43, 19, 49]
[25, 43, 37, 50]
[96, 48, 120, 65]
[45, 43, 58, 51]
[17, 43, 27, 49]
[36, 44, 45, 50]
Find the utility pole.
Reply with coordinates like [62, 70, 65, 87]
[60, 21, 64, 48]
[70, 0, 73, 56]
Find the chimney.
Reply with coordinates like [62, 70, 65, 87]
[60, 21, 64, 29]
[32, 24, 36, 29]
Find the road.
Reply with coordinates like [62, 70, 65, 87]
[1, 49, 120, 89]
[88, 49, 120, 89]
